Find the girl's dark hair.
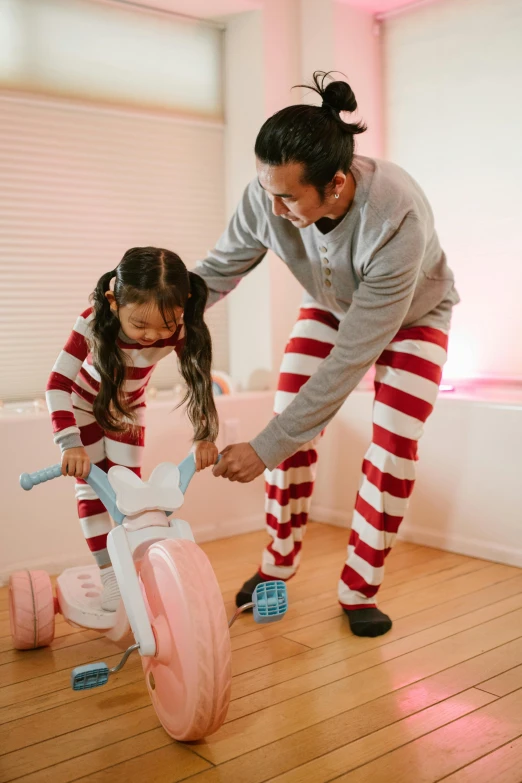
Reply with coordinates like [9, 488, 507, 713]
[254, 71, 367, 199]
[90, 247, 218, 442]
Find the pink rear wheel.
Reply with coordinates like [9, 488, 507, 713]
[9, 570, 55, 650]
[140, 539, 231, 741]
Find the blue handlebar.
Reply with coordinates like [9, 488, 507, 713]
[20, 463, 125, 523]
[20, 464, 62, 490]
[178, 454, 196, 494]
[19, 452, 208, 521]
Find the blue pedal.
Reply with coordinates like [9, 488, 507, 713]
[252, 581, 288, 624]
[71, 663, 110, 690]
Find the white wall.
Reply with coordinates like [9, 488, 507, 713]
[223, 4, 304, 391]
[223, 0, 384, 391]
[311, 389, 522, 568]
[223, 10, 273, 390]
[383, 0, 522, 381]
[334, 2, 383, 158]
[299, 0, 384, 158]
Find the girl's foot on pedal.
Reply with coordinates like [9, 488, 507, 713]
[100, 566, 120, 612]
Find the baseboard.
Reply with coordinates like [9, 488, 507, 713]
[0, 552, 95, 585]
[309, 509, 522, 569]
[0, 514, 267, 585]
[309, 506, 352, 528]
[193, 513, 266, 543]
[398, 524, 522, 569]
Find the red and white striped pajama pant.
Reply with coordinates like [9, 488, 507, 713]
[73, 403, 145, 567]
[260, 306, 448, 608]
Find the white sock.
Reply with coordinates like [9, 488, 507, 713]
[100, 566, 121, 612]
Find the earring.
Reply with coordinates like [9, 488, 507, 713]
[334, 193, 340, 199]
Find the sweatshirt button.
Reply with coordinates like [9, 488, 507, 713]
[325, 268, 331, 276]
[322, 257, 329, 265]
[324, 279, 332, 288]
[320, 245, 327, 253]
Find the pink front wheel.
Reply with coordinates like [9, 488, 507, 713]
[140, 539, 232, 741]
[9, 570, 56, 649]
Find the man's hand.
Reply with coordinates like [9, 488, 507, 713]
[212, 443, 265, 483]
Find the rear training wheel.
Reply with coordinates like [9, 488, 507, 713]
[9, 570, 55, 649]
[140, 539, 232, 741]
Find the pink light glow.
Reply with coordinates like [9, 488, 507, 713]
[442, 330, 481, 381]
[336, 0, 434, 15]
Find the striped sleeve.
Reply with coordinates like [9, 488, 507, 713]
[45, 308, 92, 452]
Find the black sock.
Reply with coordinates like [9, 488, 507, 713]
[343, 607, 392, 638]
[235, 572, 267, 609]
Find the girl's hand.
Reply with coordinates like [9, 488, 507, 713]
[194, 441, 219, 472]
[62, 447, 91, 479]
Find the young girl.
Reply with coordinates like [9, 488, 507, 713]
[46, 246, 219, 611]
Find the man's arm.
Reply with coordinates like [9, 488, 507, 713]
[214, 214, 427, 481]
[194, 180, 268, 306]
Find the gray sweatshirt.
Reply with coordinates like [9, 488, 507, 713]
[195, 155, 459, 470]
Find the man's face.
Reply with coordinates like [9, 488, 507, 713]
[256, 160, 335, 229]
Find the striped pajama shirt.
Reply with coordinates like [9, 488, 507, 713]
[260, 305, 448, 608]
[46, 307, 182, 567]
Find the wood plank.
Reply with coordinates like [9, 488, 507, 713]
[284, 563, 520, 649]
[264, 688, 497, 783]
[328, 688, 522, 783]
[2, 531, 521, 783]
[181, 637, 522, 783]
[12, 728, 172, 783]
[0, 636, 126, 687]
[223, 553, 489, 629]
[0, 618, 87, 653]
[0, 654, 136, 710]
[1, 724, 210, 783]
[438, 734, 522, 783]
[0, 681, 150, 755]
[0, 706, 159, 781]
[0, 622, 307, 717]
[231, 637, 310, 677]
[191, 608, 522, 765]
[6, 596, 518, 776]
[477, 664, 522, 697]
[0, 681, 152, 757]
[229, 553, 488, 650]
[232, 573, 522, 701]
[70, 744, 211, 783]
[0, 658, 143, 725]
[226, 591, 522, 723]
[7, 564, 496, 723]
[0, 627, 100, 666]
[220, 542, 446, 607]
[0, 636, 308, 756]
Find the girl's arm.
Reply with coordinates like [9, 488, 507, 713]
[45, 308, 92, 453]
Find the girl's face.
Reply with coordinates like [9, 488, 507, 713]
[106, 294, 183, 345]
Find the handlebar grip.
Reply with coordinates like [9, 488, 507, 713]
[20, 464, 62, 491]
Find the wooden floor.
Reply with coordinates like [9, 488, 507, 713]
[2, 523, 522, 783]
